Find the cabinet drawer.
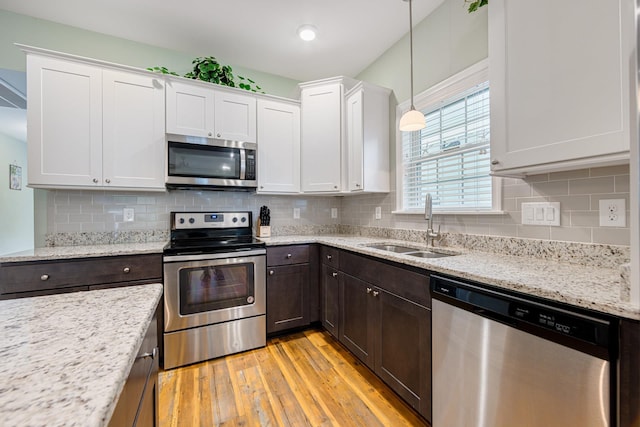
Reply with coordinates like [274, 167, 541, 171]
[339, 250, 430, 308]
[0, 254, 162, 295]
[320, 245, 340, 267]
[267, 245, 309, 266]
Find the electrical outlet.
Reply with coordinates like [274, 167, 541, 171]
[375, 207, 382, 220]
[599, 199, 626, 227]
[123, 208, 135, 222]
[293, 208, 300, 219]
[331, 208, 338, 219]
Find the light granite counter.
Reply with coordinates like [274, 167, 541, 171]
[0, 283, 163, 427]
[0, 241, 166, 263]
[260, 235, 640, 320]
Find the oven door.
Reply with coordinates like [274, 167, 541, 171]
[163, 250, 266, 332]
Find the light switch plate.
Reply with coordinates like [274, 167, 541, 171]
[599, 199, 626, 227]
[293, 208, 300, 219]
[521, 202, 560, 226]
[331, 207, 338, 219]
[375, 207, 382, 220]
[123, 208, 135, 222]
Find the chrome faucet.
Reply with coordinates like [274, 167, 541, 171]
[424, 193, 441, 246]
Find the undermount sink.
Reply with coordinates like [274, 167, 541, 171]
[364, 243, 457, 259]
[365, 243, 420, 253]
[405, 251, 452, 259]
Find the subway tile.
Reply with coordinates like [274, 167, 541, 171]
[488, 224, 518, 237]
[503, 184, 531, 199]
[570, 211, 599, 227]
[569, 177, 614, 195]
[550, 227, 592, 243]
[517, 225, 550, 240]
[592, 228, 630, 246]
[55, 223, 81, 233]
[549, 169, 590, 181]
[545, 195, 591, 211]
[590, 164, 630, 177]
[68, 214, 92, 223]
[523, 173, 549, 183]
[530, 180, 569, 197]
[615, 175, 630, 193]
[81, 222, 106, 232]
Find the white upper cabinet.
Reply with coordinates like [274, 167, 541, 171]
[26, 50, 166, 191]
[489, 0, 633, 175]
[300, 80, 344, 192]
[27, 55, 103, 187]
[345, 82, 390, 193]
[166, 78, 257, 142]
[214, 90, 257, 142]
[256, 99, 301, 194]
[102, 69, 165, 189]
[165, 80, 215, 137]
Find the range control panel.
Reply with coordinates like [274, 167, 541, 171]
[172, 211, 250, 230]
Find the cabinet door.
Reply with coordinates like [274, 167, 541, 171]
[102, 70, 166, 189]
[266, 264, 310, 334]
[346, 88, 364, 191]
[321, 264, 340, 338]
[301, 83, 342, 192]
[375, 288, 431, 421]
[165, 79, 215, 137]
[489, 0, 632, 174]
[27, 55, 103, 187]
[257, 99, 300, 193]
[214, 91, 257, 142]
[339, 273, 374, 368]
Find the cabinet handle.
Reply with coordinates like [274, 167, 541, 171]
[217, 133, 221, 137]
[40, 274, 49, 281]
[366, 287, 372, 293]
[355, 183, 360, 187]
[105, 179, 111, 184]
[269, 270, 274, 275]
[139, 347, 158, 360]
[260, 186, 264, 189]
[491, 159, 499, 165]
[92, 178, 98, 183]
[334, 185, 338, 189]
[123, 267, 130, 273]
[286, 253, 292, 258]
[372, 290, 379, 297]
[326, 254, 332, 260]
[332, 272, 338, 278]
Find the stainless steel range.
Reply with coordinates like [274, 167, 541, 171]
[163, 211, 266, 369]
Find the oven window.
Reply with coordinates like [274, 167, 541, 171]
[179, 263, 254, 315]
[168, 142, 240, 179]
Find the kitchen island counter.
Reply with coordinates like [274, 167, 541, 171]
[0, 283, 163, 427]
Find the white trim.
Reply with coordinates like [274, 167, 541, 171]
[392, 210, 506, 216]
[395, 59, 499, 214]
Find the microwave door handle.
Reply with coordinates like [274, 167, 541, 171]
[239, 148, 246, 180]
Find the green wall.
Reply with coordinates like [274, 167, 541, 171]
[356, 0, 488, 104]
[0, 9, 301, 98]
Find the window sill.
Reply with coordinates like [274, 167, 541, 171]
[392, 210, 506, 216]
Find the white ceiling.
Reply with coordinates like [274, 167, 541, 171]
[0, 0, 445, 81]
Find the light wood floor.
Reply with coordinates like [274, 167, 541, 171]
[159, 328, 429, 427]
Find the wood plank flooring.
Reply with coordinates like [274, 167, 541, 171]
[159, 328, 429, 427]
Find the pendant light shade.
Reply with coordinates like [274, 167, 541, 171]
[399, 108, 426, 131]
[399, 0, 426, 132]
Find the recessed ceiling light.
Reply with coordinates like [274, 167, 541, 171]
[297, 24, 317, 41]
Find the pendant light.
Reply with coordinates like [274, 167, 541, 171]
[399, 0, 426, 132]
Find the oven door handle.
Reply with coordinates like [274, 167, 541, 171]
[164, 248, 266, 262]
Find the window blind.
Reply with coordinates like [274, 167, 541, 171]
[402, 82, 491, 211]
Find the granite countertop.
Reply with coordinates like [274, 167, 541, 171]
[260, 235, 640, 320]
[0, 283, 163, 427]
[0, 241, 166, 263]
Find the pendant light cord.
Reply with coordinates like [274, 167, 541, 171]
[409, 0, 415, 110]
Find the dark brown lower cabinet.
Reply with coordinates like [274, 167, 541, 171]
[321, 263, 340, 338]
[266, 264, 310, 334]
[108, 309, 159, 427]
[619, 318, 640, 427]
[266, 244, 319, 334]
[339, 272, 431, 421]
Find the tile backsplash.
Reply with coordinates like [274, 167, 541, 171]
[40, 165, 631, 247]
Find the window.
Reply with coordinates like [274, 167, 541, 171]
[396, 60, 498, 213]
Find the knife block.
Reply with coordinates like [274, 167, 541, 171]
[256, 219, 271, 237]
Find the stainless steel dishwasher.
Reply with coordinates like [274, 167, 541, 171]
[431, 275, 616, 427]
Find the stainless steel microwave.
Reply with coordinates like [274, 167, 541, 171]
[165, 134, 257, 190]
